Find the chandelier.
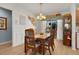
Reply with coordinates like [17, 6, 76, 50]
[37, 3, 46, 20]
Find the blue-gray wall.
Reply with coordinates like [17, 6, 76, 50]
[0, 7, 12, 43]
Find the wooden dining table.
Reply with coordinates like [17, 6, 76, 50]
[35, 34, 49, 39]
[35, 33, 50, 54]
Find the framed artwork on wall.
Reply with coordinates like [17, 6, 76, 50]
[0, 17, 7, 30]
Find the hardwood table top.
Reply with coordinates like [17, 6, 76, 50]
[35, 33, 50, 39]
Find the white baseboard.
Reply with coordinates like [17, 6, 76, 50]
[72, 47, 76, 50]
[0, 41, 11, 45]
[12, 41, 24, 47]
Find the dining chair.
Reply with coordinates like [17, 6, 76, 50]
[50, 29, 56, 50]
[24, 28, 41, 54]
[43, 29, 55, 55]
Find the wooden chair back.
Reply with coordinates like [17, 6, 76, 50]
[48, 29, 55, 46]
[25, 28, 35, 46]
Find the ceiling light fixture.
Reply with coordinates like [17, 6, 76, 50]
[37, 3, 46, 20]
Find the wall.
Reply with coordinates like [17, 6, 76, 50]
[57, 19, 63, 40]
[12, 11, 34, 46]
[71, 4, 76, 50]
[77, 33, 79, 48]
[0, 7, 12, 43]
[0, 4, 34, 47]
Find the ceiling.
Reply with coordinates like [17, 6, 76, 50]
[2, 3, 72, 16]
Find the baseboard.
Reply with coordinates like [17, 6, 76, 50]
[72, 47, 76, 50]
[12, 41, 24, 47]
[0, 40, 11, 45]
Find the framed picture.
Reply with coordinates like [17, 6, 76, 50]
[0, 17, 7, 30]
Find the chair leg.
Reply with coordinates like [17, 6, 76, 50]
[43, 49, 45, 55]
[38, 46, 42, 54]
[24, 44, 28, 55]
[25, 48, 28, 55]
[48, 47, 52, 55]
[32, 48, 36, 55]
[42, 45, 45, 55]
[51, 45, 54, 51]
[25, 38, 28, 55]
[25, 50, 27, 55]
[24, 42, 27, 54]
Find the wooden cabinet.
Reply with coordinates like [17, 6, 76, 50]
[63, 13, 72, 46]
[63, 31, 71, 46]
[76, 9, 79, 25]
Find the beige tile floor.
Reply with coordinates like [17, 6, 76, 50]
[0, 40, 79, 55]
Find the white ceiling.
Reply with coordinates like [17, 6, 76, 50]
[2, 3, 72, 16]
